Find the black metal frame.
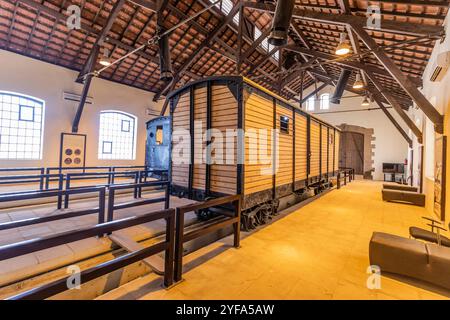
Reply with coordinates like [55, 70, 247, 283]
[3, 208, 175, 300]
[63, 171, 140, 206]
[188, 86, 195, 199]
[0, 185, 106, 231]
[0, 173, 62, 193]
[174, 194, 241, 282]
[205, 81, 212, 197]
[106, 180, 170, 222]
[336, 168, 355, 189]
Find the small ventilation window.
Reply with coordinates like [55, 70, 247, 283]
[156, 125, 163, 145]
[280, 116, 289, 134]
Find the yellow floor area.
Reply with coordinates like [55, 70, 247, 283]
[98, 180, 450, 300]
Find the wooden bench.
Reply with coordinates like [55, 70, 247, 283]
[382, 183, 418, 192]
[382, 189, 425, 206]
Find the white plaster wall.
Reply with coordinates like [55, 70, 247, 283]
[411, 14, 450, 221]
[0, 50, 163, 168]
[300, 86, 410, 181]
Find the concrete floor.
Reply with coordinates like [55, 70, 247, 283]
[98, 180, 450, 300]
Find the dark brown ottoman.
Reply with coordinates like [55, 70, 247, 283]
[369, 232, 450, 290]
[383, 183, 418, 192]
[382, 189, 425, 206]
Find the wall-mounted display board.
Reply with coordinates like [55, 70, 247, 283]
[60, 133, 87, 168]
[434, 135, 447, 221]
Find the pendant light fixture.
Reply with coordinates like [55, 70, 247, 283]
[335, 33, 351, 56]
[353, 73, 364, 89]
[361, 95, 370, 106]
[99, 48, 112, 67]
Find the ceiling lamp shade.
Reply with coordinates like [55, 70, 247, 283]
[361, 96, 370, 106]
[99, 48, 112, 67]
[268, 0, 295, 46]
[353, 74, 364, 89]
[335, 33, 351, 56]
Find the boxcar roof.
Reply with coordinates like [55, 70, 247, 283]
[167, 76, 340, 132]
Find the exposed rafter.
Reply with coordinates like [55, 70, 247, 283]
[364, 69, 422, 143]
[243, 1, 444, 36]
[284, 45, 423, 87]
[350, 22, 443, 133]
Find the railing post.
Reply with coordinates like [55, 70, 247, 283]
[39, 168, 45, 191]
[64, 174, 71, 208]
[174, 208, 185, 283]
[133, 172, 139, 199]
[107, 187, 115, 223]
[233, 196, 241, 248]
[111, 167, 116, 185]
[337, 172, 341, 189]
[45, 168, 50, 190]
[163, 209, 175, 288]
[164, 182, 170, 209]
[57, 174, 63, 209]
[107, 167, 112, 185]
[98, 187, 106, 225]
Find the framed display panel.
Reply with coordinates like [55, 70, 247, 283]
[60, 133, 87, 168]
[434, 135, 446, 221]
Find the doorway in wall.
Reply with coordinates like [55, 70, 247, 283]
[337, 124, 375, 179]
[340, 132, 364, 175]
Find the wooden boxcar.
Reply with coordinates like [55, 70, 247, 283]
[165, 76, 340, 229]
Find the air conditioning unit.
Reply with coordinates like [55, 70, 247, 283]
[63, 92, 93, 104]
[430, 51, 450, 82]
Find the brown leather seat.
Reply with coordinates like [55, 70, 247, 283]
[383, 183, 418, 192]
[409, 226, 450, 247]
[382, 189, 425, 206]
[370, 232, 450, 290]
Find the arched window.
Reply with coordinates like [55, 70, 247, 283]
[0, 91, 45, 159]
[320, 93, 330, 110]
[98, 111, 137, 160]
[306, 96, 315, 111]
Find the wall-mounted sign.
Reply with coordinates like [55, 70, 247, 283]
[60, 133, 87, 168]
[434, 135, 447, 221]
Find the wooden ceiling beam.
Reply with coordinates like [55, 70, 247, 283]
[243, 1, 444, 36]
[77, 0, 127, 81]
[364, 70, 422, 142]
[284, 44, 422, 87]
[156, 3, 241, 105]
[351, 23, 443, 133]
[308, 68, 413, 106]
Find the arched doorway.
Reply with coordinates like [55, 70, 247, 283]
[340, 131, 364, 175]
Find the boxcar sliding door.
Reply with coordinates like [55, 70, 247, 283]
[294, 112, 308, 188]
[321, 125, 328, 178]
[334, 130, 340, 173]
[309, 119, 321, 180]
[328, 128, 335, 176]
[243, 89, 274, 197]
[275, 102, 293, 195]
[210, 84, 238, 195]
[171, 90, 191, 190]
